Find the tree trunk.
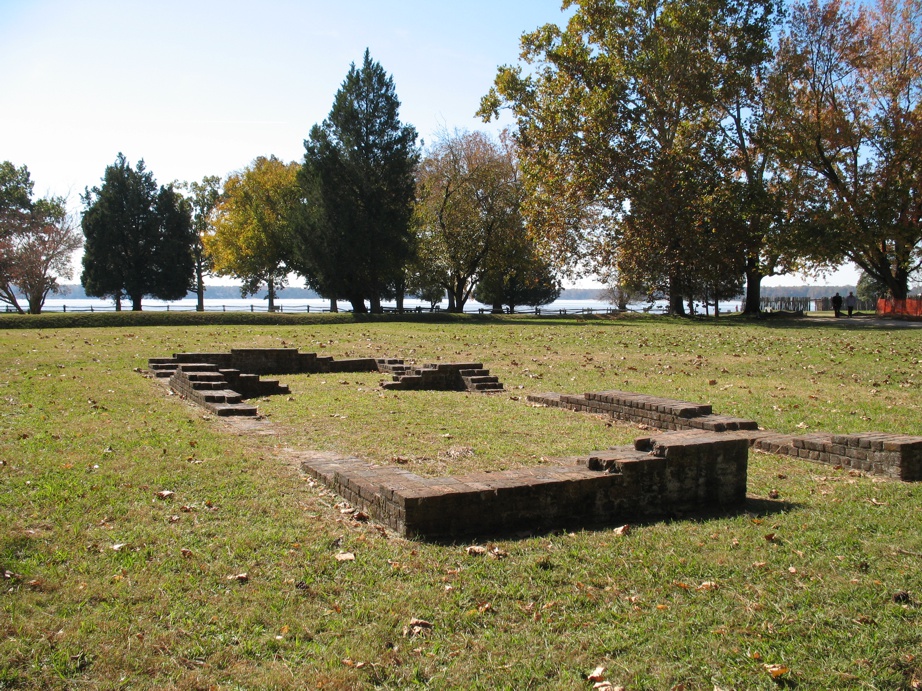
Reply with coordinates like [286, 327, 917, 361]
[267, 278, 275, 312]
[743, 262, 763, 315]
[349, 295, 368, 313]
[131, 294, 142, 311]
[196, 263, 205, 312]
[369, 294, 382, 313]
[28, 294, 43, 315]
[115, 294, 122, 311]
[491, 300, 503, 314]
[450, 279, 465, 312]
[329, 297, 338, 313]
[668, 292, 685, 316]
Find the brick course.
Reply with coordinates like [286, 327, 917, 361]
[530, 389, 922, 481]
[299, 430, 749, 539]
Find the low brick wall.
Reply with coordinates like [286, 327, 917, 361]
[749, 431, 922, 481]
[299, 430, 749, 539]
[531, 389, 922, 481]
[527, 390, 758, 432]
[148, 348, 380, 378]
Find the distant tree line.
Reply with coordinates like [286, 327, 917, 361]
[9, 0, 919, 316]
[56, 50, 559, 314]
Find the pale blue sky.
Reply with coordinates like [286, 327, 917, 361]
[1, 0, 565, 200]
[0, 0, 857, 286]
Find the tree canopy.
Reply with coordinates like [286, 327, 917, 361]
[769, 0, 922, 299]
[296, 50, 419, 313]
[179, 175, 223, 311]
[478, 0, 782, 313]
[81, 154, 195, 311]
[204, 157, 299, 312]
[0, 161, 82, 314]
[413, 130, 524, 312]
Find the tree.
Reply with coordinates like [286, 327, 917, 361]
[474, 230, 561, 312]
[856, 270, 889, 302]
[296, 49, 419, 313]
[771, 0, 922, 299]
[414, 130, 524, 312]
[81, 154, 195, 311]
[178, 175, 223, 311]
[204, 156, 299, 312]
[0, 162, 82, 314]
[0, 161, 35, 311]
[479, 0, 779, 314]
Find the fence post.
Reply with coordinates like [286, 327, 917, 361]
[251, 304, 254, 312]
[63, 305, 66, 313]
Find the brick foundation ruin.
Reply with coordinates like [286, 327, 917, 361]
[147, 347, 921, 539]
[299, 430, 749, 539]
[148, 348, 505, 416]
[530, 390, 922, 482]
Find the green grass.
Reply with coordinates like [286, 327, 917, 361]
[1, 314, 921, 689]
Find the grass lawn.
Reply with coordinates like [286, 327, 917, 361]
[1, 313, 920, 689]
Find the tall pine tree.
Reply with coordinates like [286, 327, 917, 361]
[296, 50, 419, 313]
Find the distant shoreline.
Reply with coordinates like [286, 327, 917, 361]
[46, 284, 857, 302]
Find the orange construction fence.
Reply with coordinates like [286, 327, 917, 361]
[877, 297, 922, 318]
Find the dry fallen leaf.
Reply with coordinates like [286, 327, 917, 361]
[466, 545, 488, 556]
[402, 617, 433, 637]
[111, 543, 126, 551]
[180, 548, 193, 558]
[588, 665, 606, 682]
[697, 581, 719, 591]
[155, 490, 175, 500]
[764, 663, 789, 678]
[613, 524, 630, 536]
[226, 572, 248, 582]
[335, 552, 355, 562]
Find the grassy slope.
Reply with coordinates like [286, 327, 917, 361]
[1, 315, 920, 689]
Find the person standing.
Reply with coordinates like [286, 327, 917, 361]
[832, 292, 843, 317]
[845, 291, 857, 317]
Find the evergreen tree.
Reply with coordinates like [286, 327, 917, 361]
[296, 50, 419, 313]
[81, 154, 194, 311]
[475, 232, 561, 313]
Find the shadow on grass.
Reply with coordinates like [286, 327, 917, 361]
[422, 497, 801, 545]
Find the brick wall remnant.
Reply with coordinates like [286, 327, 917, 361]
[527, 390, 758, 432]
[382, 362, 504, 393]
[299, 430, 749, 539]
[531, 389, 922, 481]
[149, 348, 507, 418]
[747, 431, 922, 482]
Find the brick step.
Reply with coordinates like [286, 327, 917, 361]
[210, 402, 258, 416]
[199, 389, 243, 404]
[186, 372, 226, 382]
[176, 363, 219, 373]
[189, 381, 228, 391]
[458, 369, 490, 377]
[463, 375, 497, 385]
[468, 382, 504, 392]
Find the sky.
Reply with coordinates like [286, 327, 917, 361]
[0, 0, 859, 288]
